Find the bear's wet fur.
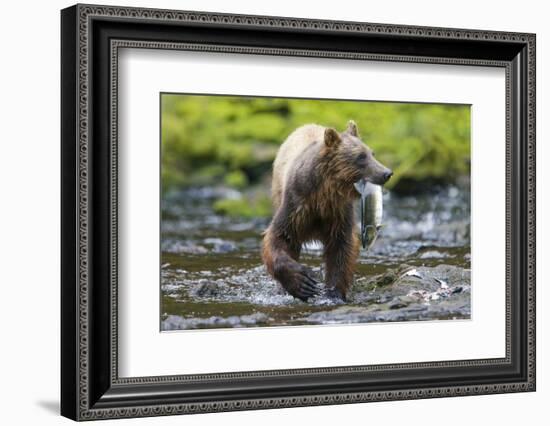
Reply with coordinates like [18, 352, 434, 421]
[262, 121, 392, 301]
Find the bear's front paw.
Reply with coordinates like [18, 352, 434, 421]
[286, 265, 321, 302]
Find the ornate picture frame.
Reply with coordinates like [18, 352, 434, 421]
[61, 4, 535, 421]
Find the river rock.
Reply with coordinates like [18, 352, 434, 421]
[418, 250, 451, 259]
[305, 303, 432, 324]
[356, 264, 470, 295]
[357, 264, 414, 291]
[161, 239, 208, 255]
[388, 295, 416, 310]
[311, 263, 474, 322]
[191, 280, 229, 298]
[203, 238, 238, 253]
[388, 264, 471, 310]
[162, 312, 271, 330]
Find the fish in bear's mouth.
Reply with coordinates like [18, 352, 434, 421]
[354, 178, 384, 250]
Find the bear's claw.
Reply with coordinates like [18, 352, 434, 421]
[295, 277, 320, 301]
[274, 260, 321, 302]
[291, 267, 321, 301]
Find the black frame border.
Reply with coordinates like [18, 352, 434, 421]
[61, 4, 536, 421]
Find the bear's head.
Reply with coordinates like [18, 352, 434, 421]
[322, 120, 393, 189]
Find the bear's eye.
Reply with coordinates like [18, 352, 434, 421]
[357, 152, 367, 161]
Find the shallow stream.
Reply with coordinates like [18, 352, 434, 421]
[161, 185, 471, 330]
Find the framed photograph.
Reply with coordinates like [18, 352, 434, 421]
[61, 4, 536, 421]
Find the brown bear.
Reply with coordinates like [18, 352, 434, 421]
[262, 121, 392, 302]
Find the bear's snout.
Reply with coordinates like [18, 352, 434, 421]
[383, 170, 394, 183]
[361, 151, 393, 186]
[368, 162, 393, 186]
[370, 168, 392, 185]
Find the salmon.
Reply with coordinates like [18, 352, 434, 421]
[354, 179, 383, 250]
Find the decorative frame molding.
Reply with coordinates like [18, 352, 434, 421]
[61, 4, 535, 421]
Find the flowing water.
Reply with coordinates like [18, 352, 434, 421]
[161, 185, 471, 331]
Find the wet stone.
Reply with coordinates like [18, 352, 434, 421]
[203, 238, 238, 253]
[388, 296, 415, 310]
[161, 239, 209, 255]
[419, 250, 451, 259]
[390, 264, 471, 295]
[192, 280, 229, 298]
[162, 312, 271, 330]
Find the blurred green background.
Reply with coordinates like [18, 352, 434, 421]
[161, 94, 470, 217]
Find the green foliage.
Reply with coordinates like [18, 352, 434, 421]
[213, 195, 272, 218]
[161, 94, 470, 194]
[224, 170, 249, 189]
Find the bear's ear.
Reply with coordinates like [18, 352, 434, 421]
[324, 128, 341, 148]
[345, 120, 359, 137]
